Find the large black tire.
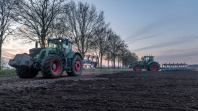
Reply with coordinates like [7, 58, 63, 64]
[133, 64, 142, 71]
[16, 68, 38, 78]
[149, 63, 159, 71]
[67, 55, 82, 76]
[41, 54, 63, 78]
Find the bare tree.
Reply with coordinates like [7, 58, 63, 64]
[104, 29, 114, 69]
[117, 41, 127, 69]
[108, 34, 122, 68]
[119, 45, 129, 68]
[92, 23, 109, 69]
[63, 1, 105, 57]
[13, 0, 64, 46]
[49, 17, 71, 38]
[0, 57, 7, 69]
[0, 0, 16, 70]
[103, 31, 122, 69]
[121, 51, 138, 67]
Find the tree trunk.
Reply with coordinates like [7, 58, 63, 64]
[81, 35, 84, 58]
[120, 59, 122, 68]
[0, 43, 2, 70]
[41, 34, 45, 47]
[0, 36, 2, 70]
[81, 53, 85, 60]
[118, 57, 119, 69]
[108, 52, 109, 69]
[100, 53, 103, 69]
[113, 58, 115, 69]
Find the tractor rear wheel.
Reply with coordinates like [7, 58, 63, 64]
[67, 55, 82, 76]
[149, 63, 159, 71]
[16, 68, 38, 78]
[41, 54, 63, 78]
[133, 64, 142, 71]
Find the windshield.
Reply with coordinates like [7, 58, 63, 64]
[49, 43, 57, 48]
[48, 40, 62, 49]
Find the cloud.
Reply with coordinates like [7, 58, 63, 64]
[124, 11, 193, 42]
[131, 40, 186, 52]
[124, 13, 183, 40]
[126, 35, 160, 45]
[157, 47, 198, 55]
[131, 34, 198, 52]
[2, 47, 26, 59]
[155, 48, 198, 64]
[158, 49, 186, 55]
[125, 23, 166, 40]
[2, 50, 16, 59]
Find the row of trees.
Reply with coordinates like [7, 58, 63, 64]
[0, 0, 138, 69]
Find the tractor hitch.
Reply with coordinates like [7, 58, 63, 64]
[9, 54, 33, 69]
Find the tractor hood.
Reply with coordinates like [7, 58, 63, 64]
[134, 61, 143, 64]
[29, 47, 57, 62]
[29, 48, 45, 58]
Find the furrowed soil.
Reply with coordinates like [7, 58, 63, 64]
[0, 70, 198, 111]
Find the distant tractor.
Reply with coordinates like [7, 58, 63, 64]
[133, 56, 160, 71]
[9, 37, 83, 78]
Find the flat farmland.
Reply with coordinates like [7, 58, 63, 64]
[0, 70, 198, 111]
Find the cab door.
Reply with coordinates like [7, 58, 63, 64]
[62, 39, 71, 56]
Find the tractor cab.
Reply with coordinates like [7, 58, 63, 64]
[47, 37, 72, 56]
[143, 56, 154, 63]
[29, 37, 72, 60]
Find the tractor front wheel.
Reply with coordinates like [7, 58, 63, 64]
[67, 55, 82, 76]
[133, 64, 142, 71]
[16, 68, 38, 78]
[149, 63, 159, 71]
[41, 54, 63, 78]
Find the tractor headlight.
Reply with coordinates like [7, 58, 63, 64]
[59, 39, 62, 42]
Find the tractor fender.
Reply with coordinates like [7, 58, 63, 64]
[148, 61, 160, 67]
[66, 51, 83, 59]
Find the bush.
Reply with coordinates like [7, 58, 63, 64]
[0, 57, 7, 69]
[0, 69, 16, 77]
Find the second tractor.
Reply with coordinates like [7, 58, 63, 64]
[133, 56, 160, 71]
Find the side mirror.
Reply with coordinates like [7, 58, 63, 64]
[66, 39, 68, 45]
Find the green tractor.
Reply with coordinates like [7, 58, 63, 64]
[9, 37, 83, 78]
[133, 56, 160, 71]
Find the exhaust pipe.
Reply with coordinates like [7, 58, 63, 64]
[35, 42, 38, 48]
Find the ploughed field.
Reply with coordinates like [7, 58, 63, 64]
[0, 70, 198, 111]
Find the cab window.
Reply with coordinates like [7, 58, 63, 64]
[63, 41, 68, 49]
[49, 43, 57, 48]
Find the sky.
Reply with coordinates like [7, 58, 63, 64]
[2, 0, 198, 66]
